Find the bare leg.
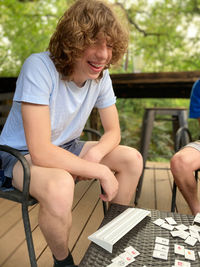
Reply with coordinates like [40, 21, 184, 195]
[80, 143, 143, 205]
[170, 147, 200, 215]
[101, 145, 143, 205]
[12, 155, 75, 260]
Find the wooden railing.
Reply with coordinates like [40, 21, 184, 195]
[1, 70, 200, 98]
[111, 71, 200, 98]
[0, 71, 200, 130]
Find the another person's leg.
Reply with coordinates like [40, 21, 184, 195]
[170, 145, 200, 215]
[12, 154, 76, 265]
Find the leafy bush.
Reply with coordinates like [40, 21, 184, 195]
[116, 98, 199, 162]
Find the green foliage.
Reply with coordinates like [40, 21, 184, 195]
[1, 0, 200, 74]
[116, 98, 196, 162]
[110, 0, 200, 73]
[0, 0, 73, 76]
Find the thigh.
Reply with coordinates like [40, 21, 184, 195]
[79, 141, 97, 158]
[80, 142, 141, 171]
[12, 154, 74, 202]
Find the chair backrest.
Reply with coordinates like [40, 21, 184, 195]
[0, 92, 13, 132]
[0, 93, 13, 189]
[81, 128, 101, 141]
[175, 126, 192, 152]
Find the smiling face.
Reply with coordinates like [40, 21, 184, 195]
[72, 36, 113, 87]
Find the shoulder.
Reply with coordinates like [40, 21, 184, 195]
[102, 69, 111, 80]
[102, 69, 112, 85]
[191, 80, 200, 95]
[23, 52, 55, 70]
[20, 52, 58, 81]
[97, 69, 112, 86]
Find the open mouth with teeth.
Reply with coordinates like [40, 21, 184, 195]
[88, 61, 105, 71]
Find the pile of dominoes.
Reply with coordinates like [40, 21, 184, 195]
[106, 245, 140, 266]
[152, 213, 200, 266]
[106, 213, 200, 267]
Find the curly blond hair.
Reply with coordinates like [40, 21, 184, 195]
[48, 0, 129, 80]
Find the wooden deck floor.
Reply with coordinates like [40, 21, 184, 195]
[0, 161, 198, 267]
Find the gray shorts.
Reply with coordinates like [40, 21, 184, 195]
[185, 140, 200, 152]
[0, 138, 85, 179]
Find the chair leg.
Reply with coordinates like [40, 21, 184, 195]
[136, 110, 155, 204]
[195, 170, 199, 181]
[22, 203, 37, 267]
[102, 200, 107, 216]
[171, 181, 177, 212]
[134, 167, 145, 205]
[100, 185, 108, 215]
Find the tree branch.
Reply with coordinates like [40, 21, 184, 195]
[115, 2, 167, 37]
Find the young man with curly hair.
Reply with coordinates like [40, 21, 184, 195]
[0, 0, 143, 266]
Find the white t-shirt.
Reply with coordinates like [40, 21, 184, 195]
[0, 52, 116, 150]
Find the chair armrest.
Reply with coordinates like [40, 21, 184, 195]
[0, 145, 31, 201]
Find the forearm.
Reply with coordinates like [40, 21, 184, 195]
[96, 104, 121, 159]
[81, 128, 121, 166]
[95, 129, 121, 158]
[30, 143, 108, 180]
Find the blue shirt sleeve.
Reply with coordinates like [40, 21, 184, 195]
[189, 80, 200, 118]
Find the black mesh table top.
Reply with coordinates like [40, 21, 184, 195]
[79, 203, 200, 266]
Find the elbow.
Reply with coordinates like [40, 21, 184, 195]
[29, 149, 47, 167]
[28, 142, 53, 167]
[30, 153, 43, 166]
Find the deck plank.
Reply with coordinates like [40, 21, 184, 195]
[0, 199, 17, 217]
[176, 188, 192, 215]
[69, 180, 101, 251]
[37, 247, 52, 267]
[72, 200, 104, 265]
[154, 162, 172, 212]
[0, 205, 39, 266]
[1, 226, 47, 267]
[137, 162, 156, 210]
[72, 180, 92, 208]
[0, 204, 22, 238]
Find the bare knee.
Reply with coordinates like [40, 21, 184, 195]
[170, 152, 191, 176]
[39, 170, 75, 218]
[120, 146, 143, 175]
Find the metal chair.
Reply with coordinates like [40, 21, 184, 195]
[171, 126, 199, 212]
[135, 107, 188, 205]
[0, 127, 106, 267]
[0, 145, 38, 267]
